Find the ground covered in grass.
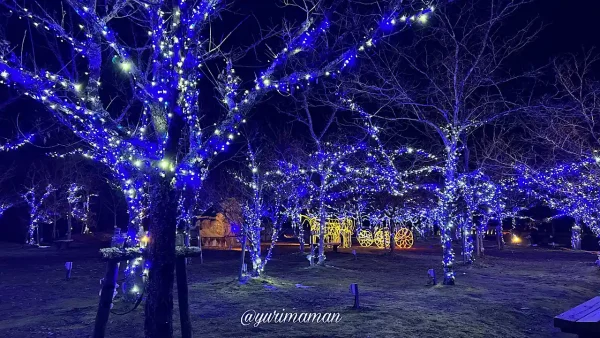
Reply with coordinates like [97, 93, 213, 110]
[0, 239, 598, 338]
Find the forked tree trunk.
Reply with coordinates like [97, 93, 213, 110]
[144, 175, 177, 338]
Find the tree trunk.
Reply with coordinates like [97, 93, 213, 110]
[259, 225, 280, 274]
[93, 260, 119, 338]
[299, 225, 305, 253]
[317, 202, 326, 265]
[52, 219, 57, 240]
[441, 225, 455, 285]
[389, 224, 395, 254]
[67, 212, 72, 240]
[462, 218, 474, 264]
[197, 231, 203, 264]
[475, 224, 484, 257]
[461, 225, 466, 264]
[496, 221, 504, 250]
[144, 175, 177, 338]
[239, 232, 247, 282]
[571, 221, 581, 250]
[441, 149, 458, 285]
[176, 256, 192, 338]
[464, 229, 473, 264]
[475, 231, 481, 256]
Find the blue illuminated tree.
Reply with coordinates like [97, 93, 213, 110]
[516, 51, 600, 253]
[231, 141, 311, 276]
[335, 0, 540, 284]
[0, 0, 444, 334]
[516, 161, 600, 251]
[22, 183, 56, 245]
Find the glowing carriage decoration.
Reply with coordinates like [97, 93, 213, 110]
[300, 213, 416, 249]
[301, 215, 355, 248]
[354, 207, 435, 249]
[358, 226, 414, 249]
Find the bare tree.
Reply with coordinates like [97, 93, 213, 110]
[337, 0, 541, 284]
[0, 163, 16, 217]
[515, 51, 600, 252]
[536, 51, 600, 161]
[22, 164, 56, 245]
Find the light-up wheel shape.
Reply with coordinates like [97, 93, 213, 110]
[357, 229, 374, 247]
[374, 228, 390, 249]
[395, 228, 414, 249]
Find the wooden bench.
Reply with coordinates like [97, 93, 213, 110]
[54, 239, 74, 249]
[555, 296, 600, 338]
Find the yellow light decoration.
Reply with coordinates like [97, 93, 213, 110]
[511, 235, 521, 244]
[357, 229, 374, 247]
[374, 228, 391, 249]
[301, 215, 354, 248]
[140, 235, 149, 248]
[395, 228, 414, 249]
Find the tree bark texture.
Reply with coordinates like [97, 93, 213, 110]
[144, 175, 177, 338]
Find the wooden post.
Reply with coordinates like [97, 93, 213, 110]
[93, 260, 119, 338]
[428, 269, 437, 285]
[176, 256, 192, 338]
[350, 283, 359, 309]
[65, 262, 73, 280]
[67, 212, 73, 240]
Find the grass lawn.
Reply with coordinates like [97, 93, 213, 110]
[0, 239, 598, 338]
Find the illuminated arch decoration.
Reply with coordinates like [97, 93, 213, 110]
[301, 215, 355, 248]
